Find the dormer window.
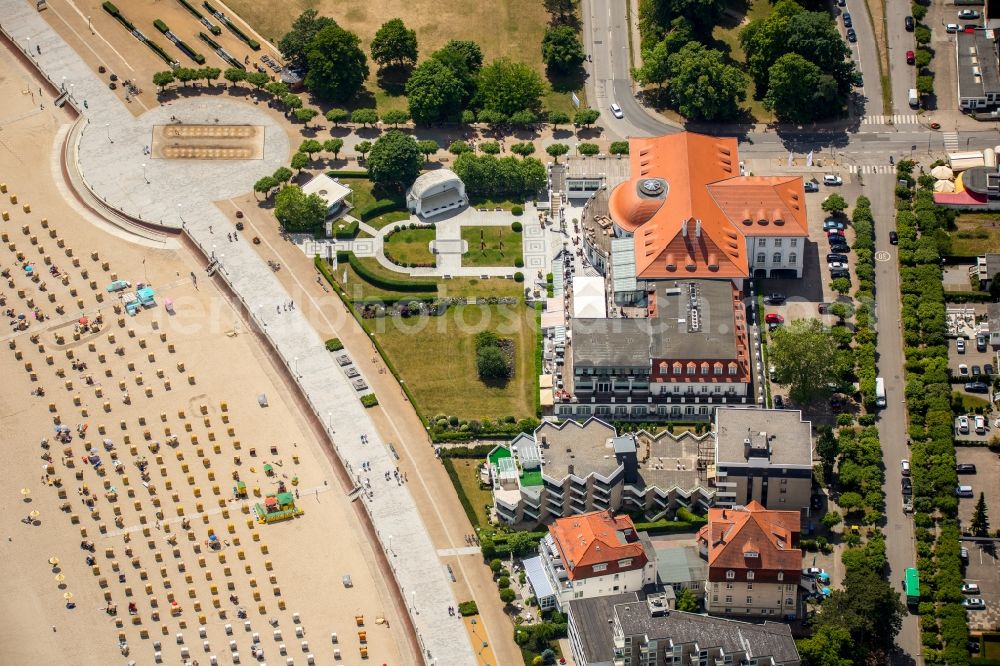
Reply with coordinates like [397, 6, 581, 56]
[686, 362, 696, 375]
[618, 558, 632, 567]
[744, 551, 759, 558]
[747, 571, 754, 581]
[673, 362, 682, 374]
[726, 570, 735, 580]
[593, 563, 608, 573]
[777, 572, 784, 582]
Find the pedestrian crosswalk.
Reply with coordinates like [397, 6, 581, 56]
[943, 131, 960, 152]
[861, 114, 921, 125]
[847, 164, 896, 174]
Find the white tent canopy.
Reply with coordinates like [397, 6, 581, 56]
[930, 165, 954, 179]
[934, 179, 956, 192]
[572, 276, 607, 319]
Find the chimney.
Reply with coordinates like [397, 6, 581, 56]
[681, 220, 688, 237]
[723, 509, 727, 519]
[695, 220, 702, 237]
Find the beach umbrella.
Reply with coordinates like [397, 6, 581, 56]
[63, 592, 73, 600]
[24, 265, 33, 274]
[78, 316, 89, 325]
[818, 571, 830, 582]
[48, 556, 59, 566]
[930, 165, 954, 179]
[934, 179, 956, 193]
[20, 488, 30, 498]
[208, 534, 218, 542]
[29, 510, 40, 519]
[55, 574, 66, 583]
[821, 586, 831, 597]
[17, 314, 25, 320]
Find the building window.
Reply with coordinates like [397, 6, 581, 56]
[780, 478, 787, 484]
[757, 238, 766, 246]
[756, 253, 766, 263]
[788, 252, 797, 264]
[728, 363, 738, 375]
[725, 595, 733, 603]
[772, 252, 782, 263]
[687, 362, 696, 375]
[747, 583, 753, 590]
[714, 363, 723, 375]
[746, 596, 753, 604]
[726, 570, 735, 580]
[774, 238, 782, 247]
[777, 572, 784, 582]
[672, 362, 682, 374]
[790, 238, 798, 247]
[713, 595, 718, 602]
[747, 571, 754, 580]
[786, 598, 794, 605]
[618, 559, 633, 567]
[726, 583, 733, 590]
[593, 563, 608, 572]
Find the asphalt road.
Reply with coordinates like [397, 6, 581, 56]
[841, 0, 884, 117]
[869, 174, 922, 665]
[884, 0, 916, 114]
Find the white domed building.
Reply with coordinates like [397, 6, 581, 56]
[406, 169, 467, 219]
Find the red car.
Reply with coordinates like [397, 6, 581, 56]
[906, 50, 915, 65]
[765, 313, 784, 325]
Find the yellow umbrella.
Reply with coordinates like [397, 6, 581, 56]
[63, 592, 73, 600]
[48, 556, 59, 566]
[20, 488, 30, 497]
[29, 510, 39, 519]
[55, 574, 65, 583]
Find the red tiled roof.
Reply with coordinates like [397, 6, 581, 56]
[697, 502, 801, 580]
[608, 133, 808, 280]
[549, 511, 647, 580]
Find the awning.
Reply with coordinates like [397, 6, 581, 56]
[540, 388, 554, 407]
[522, 556, 556, 600]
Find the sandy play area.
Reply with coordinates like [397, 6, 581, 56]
[0, 41, 407, 665]
[151, 124, 265, 160]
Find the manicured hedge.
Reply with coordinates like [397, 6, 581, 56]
[154, 19, 169, 33]
[343, 251, 437, 292]
[360, 394, 378, 407]
[442, 458, 481, 527]
[102, 1, 119, 15]
[438, 444, 495, 458]
[324, 338, 344, 351]
[358, 200, 406, 222]
[333, 218, 359, 239]
[326, 170, 369, 178]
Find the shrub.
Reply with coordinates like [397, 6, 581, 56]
[458, 600, 478, 616]
[102, 1, 119, 15]
[500, 588, 516, 603]
[515, 258, 524, 268]
[511, 205, 524, 216]
[360, 394, 378, 407]
[514, 272, 525, 282]
[490, 559, 503, 573]
[325, 338, 344, 351]
[358, 200, 405, 221]
[511, 221, 523, 232]
[498, 576, 511, 589]
[333, 218, 359, 239]
[154, 19, 168, 32]
[342, 252, 436, 292]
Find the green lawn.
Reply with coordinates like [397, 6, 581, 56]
[363, 304, 537, 420]
[444, 457, 493, 528]
[343, 178, 406, 217]
[461, 225, 523, 267]
[333, 255, 522, 301]
[368, 210, 411, 230]
[951, 213, 1000, 256]
[384, 227, 437, 266]
[710, 0, 774, 122]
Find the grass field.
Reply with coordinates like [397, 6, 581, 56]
[384, 227, 436, 265]
[951, 214, 1000, 256]
[443, 457, 492, 528]
[362, 304, 537, 420]
[711, 0, 774, 122]
[334, 256, 522, 300]
[223, 0, 580, 114]
[461, 225, 523, 267]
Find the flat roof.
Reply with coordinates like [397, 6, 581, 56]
[572, 276, 608, 319]
[715, 407, 813, 467]
[654, 545, 707, 585]
[958, 29, 1000, 101]
[566, 592, 641, 664]
[572, 279, 739, 368]
[536, 419, 620, 478]
[301, 173, 350, 207]
[523, 556, 556, 600]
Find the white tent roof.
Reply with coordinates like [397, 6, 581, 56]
[572, 276, 607, 319]
[934, 179, 956, 192]
[407, 168, 462, 199]
[301, 173, 350, 208]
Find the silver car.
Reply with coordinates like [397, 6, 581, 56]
[610, 103, 624, 119]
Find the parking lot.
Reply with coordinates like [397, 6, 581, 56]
[961, 539, 1000, 631]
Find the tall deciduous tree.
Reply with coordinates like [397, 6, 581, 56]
[366, 131, 422, 189]
[223, 67, 245, 87]
[278, 9, 338, 71]
[355, 140, 373, 160]
[381, 109, 410, 127]
[244, 71, 269, 90]
[323, 138, 344, 160]
[431, 40, 484, 104]
[253, 176, 278, 199]
[666, 43, 747, 121]
[633, 18, 694, 88]
[325, 108, 350, 126]
[477, 58, 544, 117]
[417, 139, 440, 161]
[541, 26, 585, 73]
[763, 53, 839, 122]
[813, 568, 905, 658]
[574, 108, 600, 127]
[274, 185, 327, 231]
[769, 318, 844, 403]
[546, 143, 569, 163]
[406, 59, 465, 125]
[370, 18, 418, 69]
[821, 193, 848, 215]
[152, 71, 175, 91]
[304, 25, 369, 103]
[294, 107, 319, 126]
[351, 108, 379, 127]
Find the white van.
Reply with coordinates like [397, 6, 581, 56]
[901, 459, 911, 476]
[908, 88, 919, 108]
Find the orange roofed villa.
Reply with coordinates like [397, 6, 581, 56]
[552, 132, 809, 422]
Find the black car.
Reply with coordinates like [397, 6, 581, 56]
[764, 293, 787, 305]
[830, 268, 851, 279]
[956, 463, 978, 474]
[830, 243, 851, 254]
[843, 12, 853, 27]
[847, 28, 857, 42]
[964, 382, 990, 393]
[985, 363, 995, 376]
[901, 477, 913, 495]
[827, 253, 848, 263]
[774, 395, 785, 408]
[972, 365, 982, 377]
[889, 230, 899, 244]
[905, 15, 915, 31]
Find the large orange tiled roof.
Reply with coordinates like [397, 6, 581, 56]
[549, 511, 647, 580]
[697, 501, 801, 575]
[607, 133, 808, 280]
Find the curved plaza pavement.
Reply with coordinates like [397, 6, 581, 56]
[1, 2, 474, 663]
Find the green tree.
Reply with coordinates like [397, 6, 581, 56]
[814, 568, 905, 657]
[201, 66, 221, 86]
[972, 492, 990, 537]
[325, 108, 350, 126]
[675, 587, 699, 612]
[667, 43, 747, 121]
[544, 0, 578, 23]
[509, 110, 537, 127]
[916, 75, 933, 97]
[546, 143, 570, 163]
[265, 81, 289, 98]
[244, 71, 270, 90]
[406, 59, 465, 125]
[355, 140, 373, 160]
[282, 93, 303, 113]
[299, 139, 323, 157]
[431, 40, 484, 104]
[304, 24, 369, 103]
[370, 18, 418, 69]
[578, 143, 599, 156]
[174, 67, 199, 87]
[574, 108, 600, 127]
[816, 427, 839, 471]
[548, 111, 571, 128]
[417, 139, 440, 161]
[763, 53, 839, 122]
[323, 138, 344, 160]
[477, 58, 544, 116]
[796, 625, 855, 666]
[511, 142, 536, 157]
[639, 0, 725, 37]
[914, 25, 931, 45]
[381, 109, 410, 127]
[830, 277, 851, 295]
[351, 108, 379, 127]
[480, 140, 502, 155]
[541, 25, 585, 73]
[633, 18, 694, 88]
[223, 67, 245, 87]
[477, 345, 511, 380]
[272, 166, 293, 184]
[366, 131, 422, 189]
[769, 318, 843, 403]
[152, 70, 175, 91]
[278, 9, 338, 71]
[291, 152, 310, 172]
[449, 140, 473, 155]
[822, 193, 848, 215]
[274, 185, 327, 231]
[499, 588, 516, 604]
[821, 511, 842, 528]
[294, 107, 319, 126]
[609, 141, 629, 155]
[253, 176, 278, 200]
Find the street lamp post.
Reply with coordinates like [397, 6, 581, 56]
[388, 534, 393, 556]
[327, 411, 333, 433]
[177, 203, 184, 227]
[105, 123, 113, 143]
[142, 163, 149, 184]
[294, 356, 299, 377]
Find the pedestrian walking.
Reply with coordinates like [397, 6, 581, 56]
[36, 44, 41, 55]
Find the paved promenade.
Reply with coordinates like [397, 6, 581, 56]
[1, 2, 474, 663]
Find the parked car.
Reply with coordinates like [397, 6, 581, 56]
[903, 496, 913, 513]
[828, 261, 847, 270]
[610, 103, 624, 119]
[958, 9, 980, 19]
[901, 459, 911, 476]
[957, 463, 977, 474]
[846, 28, 857, 42]
[765, 313, 785, 325]
[764, 293, 786, 304]
[975, 415, 986, 433]
[946, 23, 961, 33]
[972, 365, 982, 376]
[958, 416, 970, 434]
[961, 546, 969, 561]
[843, 12, 852, 26]
[803, 567, 825, 577]
[823, 219, 846, 231]
[889, 230, 899, 244]
[774, 395, 785, 408]
[984, 363, 994, 376]
[905, 15, 914, 31]
[962, 582, 981, 594]
[959, 363, 969, 375]
[804, 180, 820, 192]
[830, 268, 851, 279]
[824, 174, 843, 185]
[965, 382, 990, 393]
[977, 333, 987, 351]
[827, 253, 848, 263]
[830, 244, 851, 255]
[906, 50, 915, 65]
[962, 598, 986, 610]
[957, 338, 966, 353]
[901, 477, 913, 495]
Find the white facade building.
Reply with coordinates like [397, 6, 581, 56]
[405, 169, 467, 218]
